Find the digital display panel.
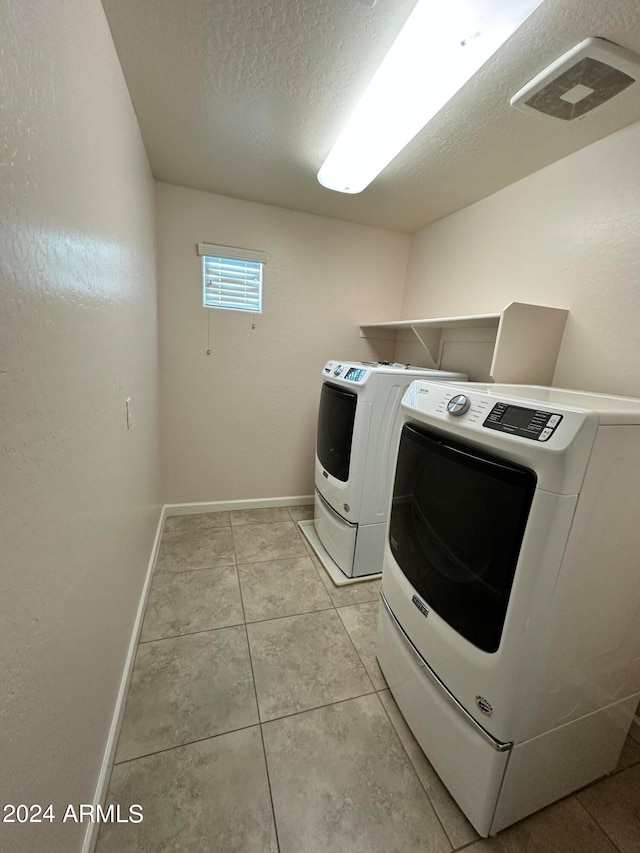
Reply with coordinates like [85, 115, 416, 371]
[501, 405, 535, 430]
[345, 367, 366, 382]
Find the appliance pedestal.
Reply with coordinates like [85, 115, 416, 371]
[491, 694, 638, 833]
[377, 595, 510, 837]
[298, 520, 381, 587]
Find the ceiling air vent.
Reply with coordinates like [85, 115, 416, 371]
[511, 38, 640, 121]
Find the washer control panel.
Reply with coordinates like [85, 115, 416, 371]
[483, 402, 563, 442]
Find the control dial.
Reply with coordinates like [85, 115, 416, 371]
[447, 394, 471, 416]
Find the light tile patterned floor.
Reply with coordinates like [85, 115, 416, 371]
[96, 507, 640, 852]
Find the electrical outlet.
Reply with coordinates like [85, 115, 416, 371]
[126, 397, 132, 429]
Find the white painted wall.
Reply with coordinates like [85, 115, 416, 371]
[0, 2, 159, 852]
[4, 5, 639, 846]
[402, 120, 640, 398]
[156, 183, 409, 503]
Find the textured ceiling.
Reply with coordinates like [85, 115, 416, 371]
[102, 0, 640, 233]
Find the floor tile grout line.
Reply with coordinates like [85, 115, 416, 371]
[152, 562, 236, 576]
[230, 519, 302, 530]
[450, 836, 475, 850]
[240, 593, 282, 853]
[244, 605, 353, 630]
[138, 621, 247, 645]
[227, 551, 311, 566]
[234, 553, 321, 570]
[159, 531, 234, 546]
[154, 561, 236, 576]
[114, 637, 145, 749]
[573, 790, 626, 853]
[95, 752, 119, 837]
[111, 719, 264, 768]
[163, 508, 313, 529]
[375, 688, 456, 852]
[333, 605, 379, 694]
[162, 525, 232, 536]
[243, 603, 336, 625]
[327, 593, 381, 607]
[239, 569, 265, 726]
[163, 519, 313, 536]
[232, 552, 248, 625]
[258, 687, 379, 727]
[235, 556, 317, 569]
[257, 721, 282, 853]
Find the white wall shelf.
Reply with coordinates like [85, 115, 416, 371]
[360, 302, 569, 385]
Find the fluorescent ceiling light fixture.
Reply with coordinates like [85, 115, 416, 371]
[317, 0, 545, 194]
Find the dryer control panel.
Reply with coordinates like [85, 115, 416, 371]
[483, 402, 563, 442]
[323, 361, 369, 382]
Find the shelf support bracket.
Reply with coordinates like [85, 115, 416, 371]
[410, 325, 439, 367]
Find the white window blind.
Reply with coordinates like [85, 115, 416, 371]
[197, 243, 266, 313]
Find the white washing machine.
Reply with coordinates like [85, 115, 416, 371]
[299, 361, 467, 584]
[377, 380, 640, 836]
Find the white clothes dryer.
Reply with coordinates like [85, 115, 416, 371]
[377, 380, 640, 836]
[300, 361, 467, 583]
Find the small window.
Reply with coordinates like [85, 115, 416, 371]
[197, 242, 266, 313]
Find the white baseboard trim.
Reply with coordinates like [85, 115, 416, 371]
[163, 494, 314, 516]
[81, 504, 166, 853]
